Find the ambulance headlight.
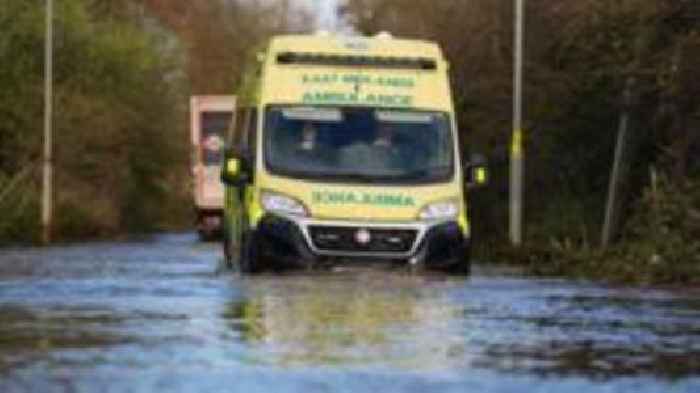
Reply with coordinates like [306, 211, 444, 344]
[261, 191, 308, 217]
[418, 200, 459, 220]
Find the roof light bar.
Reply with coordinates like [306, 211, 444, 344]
[276, 52, 437, 70]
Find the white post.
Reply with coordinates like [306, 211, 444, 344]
[510, 0, 525, 246]
[42, 0, 53, 244]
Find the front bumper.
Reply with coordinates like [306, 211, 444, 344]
[253, 214, 469, 268]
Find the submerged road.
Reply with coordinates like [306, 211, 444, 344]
[0, 233, 699, 392]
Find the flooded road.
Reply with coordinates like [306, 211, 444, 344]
[0, 234, 699, 392]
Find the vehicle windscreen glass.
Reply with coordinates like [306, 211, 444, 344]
[200, 112, 230, 165]
[264, 106, 454, 183]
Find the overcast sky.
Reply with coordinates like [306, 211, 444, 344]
[295, 0, 351, 32]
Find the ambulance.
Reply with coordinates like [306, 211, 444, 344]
[221, 33, 487, 273]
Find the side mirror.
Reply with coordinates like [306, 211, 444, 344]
[465, 153, 488, 189]
[221, 147, 251, 186]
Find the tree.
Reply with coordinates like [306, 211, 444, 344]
[0, 0, 188, 241]
[143, 0, 311, 94]
[342, 0, 699, 247]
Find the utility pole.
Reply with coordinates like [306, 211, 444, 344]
[42, 0, 53, 244]
[510, 0, 524, 246]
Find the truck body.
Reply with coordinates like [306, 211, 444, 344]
[221, 33, 486, 272]
[190, 95, 235, 240]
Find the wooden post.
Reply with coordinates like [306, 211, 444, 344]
[602, 78, 634, 247]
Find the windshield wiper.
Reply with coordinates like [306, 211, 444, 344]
[332, 172, 391, 183]
[401, 169, 430, 178]
[394, 167, 450, 180]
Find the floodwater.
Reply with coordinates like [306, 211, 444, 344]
[0, 234, 699, 392]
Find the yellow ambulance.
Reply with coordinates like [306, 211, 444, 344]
[221, 33, 487, 274]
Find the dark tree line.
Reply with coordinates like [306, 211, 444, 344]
[2, 0, 697, 277]
[0, 0, 304, 242]
[342, 0, 699, 252]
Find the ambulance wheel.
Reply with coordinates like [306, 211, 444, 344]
[447, 246, 471, 276]
[238, 232, 262, 274]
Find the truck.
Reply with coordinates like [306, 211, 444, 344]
[190, 95, 235, 240]
[220, 33, 487, 273]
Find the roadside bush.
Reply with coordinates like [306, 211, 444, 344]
[0, 171, 40, 244]
[500, 173, 700, 285]
[602, 173, 700, 284]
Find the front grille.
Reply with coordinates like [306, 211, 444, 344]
[308, 226, 417, 253]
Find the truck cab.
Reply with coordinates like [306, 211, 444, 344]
[190, 96, 235, 240]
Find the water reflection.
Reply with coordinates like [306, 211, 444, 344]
[1, 236, 700, 392]
[223, 272, 469, 369]
[220, 272, 700, 379]
[0, 305, 135, 372]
